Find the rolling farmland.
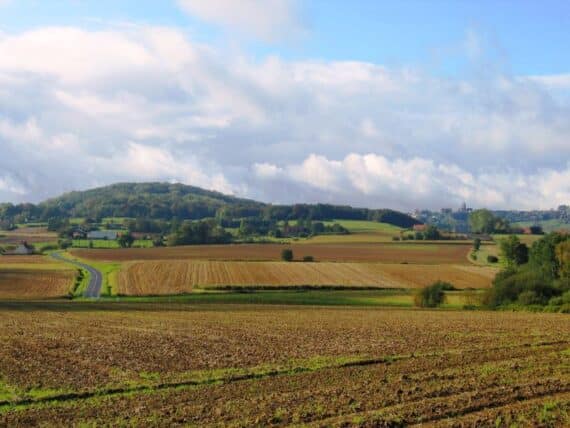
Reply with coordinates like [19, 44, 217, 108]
[0, 303, 568, 426]
[1, 220, 566, 426]
[118, 260, 496, 295]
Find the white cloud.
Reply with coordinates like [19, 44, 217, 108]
[177, 0, 304, 42]
[119, 143, 234, 195]
[254, 154, 570, 210]
[527, 73, 570, 90]
[0, 25, 569, 210]
[0, 175, 26, 196]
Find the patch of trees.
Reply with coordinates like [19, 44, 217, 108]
[125, 218, 170, 234]
[236, 218, 349, 239]
[485, 232, 570, 311]
[397, 225, 455, 241]
[117, 233, 135, 248]
[166, 220, 232, 246]
[468, 209, 510, 234]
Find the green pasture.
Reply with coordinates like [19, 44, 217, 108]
[94, 289, 484, 309]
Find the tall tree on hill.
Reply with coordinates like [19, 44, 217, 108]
[500, 235, 528, 267]
[555, 240, 570, 283]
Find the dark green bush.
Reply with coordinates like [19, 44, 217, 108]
[485, 267, 559, 307]
[549, 290, 570, 306]
[414, 281, 451, 308]
[517, 290, 544, 305]
[58, 239, 72, 250]
[487, 255, 499, 263]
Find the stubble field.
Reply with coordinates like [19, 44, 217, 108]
[117, 260, 496, 295]
[0, 303, 568, 426]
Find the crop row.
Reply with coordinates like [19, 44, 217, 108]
[1, 337, 568, 426]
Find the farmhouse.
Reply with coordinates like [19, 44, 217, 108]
[412, 224, 427, 232]
[86, 230, 119, 240]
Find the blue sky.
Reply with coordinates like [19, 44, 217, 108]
[0, 0, 569, 209]
[2, 0, 569, 75]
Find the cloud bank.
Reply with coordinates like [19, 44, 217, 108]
[0, 25, 568, 210]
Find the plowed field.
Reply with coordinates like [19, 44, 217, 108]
[72, 242, 472, 264]
[0, 304, 568, 426]
[118, 261, 496, 294]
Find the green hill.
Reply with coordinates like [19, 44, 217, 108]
[1, 182, 419, 229]
[38, 182, 262, 220]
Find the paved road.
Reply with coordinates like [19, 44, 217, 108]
[51, 252, 102, 298]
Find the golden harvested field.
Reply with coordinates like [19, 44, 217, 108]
[0, 255, 75, 299]
[72, 242, 472, 264]
[0, 268, 74, 299]
[118, 260, 496, 295]
[0, 303, 568, 426]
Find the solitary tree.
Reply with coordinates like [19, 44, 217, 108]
[473, 238, 482, 251]
[281, 248, 293, 262]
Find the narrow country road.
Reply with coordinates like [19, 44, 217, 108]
[51, 252, 102, 298]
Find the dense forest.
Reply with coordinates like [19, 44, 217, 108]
[0, 182, 420, 230]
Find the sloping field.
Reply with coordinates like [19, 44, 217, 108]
[0, 253, 74, 299]
[117, 260, 496, 295]
[0, 255, 55, 265]
[72, 242, 472, 264]
[0, 227, 57, 244]
[0, 304, 568, 426]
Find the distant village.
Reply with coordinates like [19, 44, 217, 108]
[410, 203, 569, 234]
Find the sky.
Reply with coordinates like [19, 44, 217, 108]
[0, 0, 569, 210]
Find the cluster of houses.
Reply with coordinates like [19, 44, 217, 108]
[71, 226, 120, 240]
